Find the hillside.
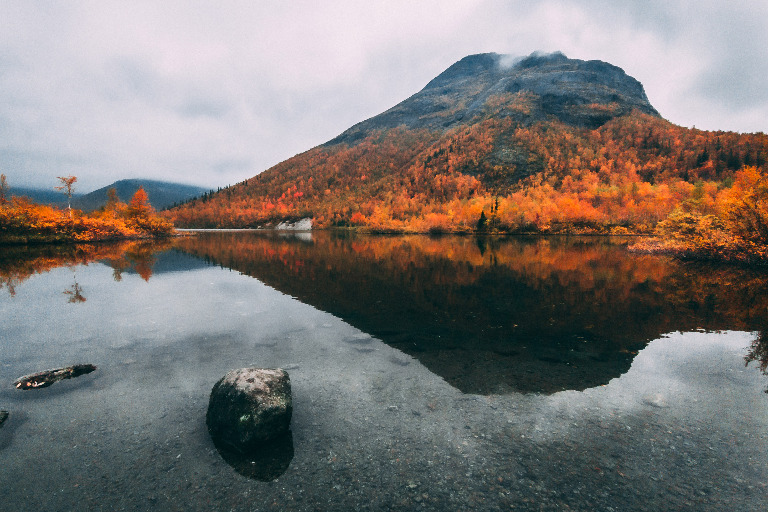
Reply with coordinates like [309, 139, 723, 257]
[10, 187, 75, 207]
[73, 179, 208, 212]
[9, 179, 206, 212]
[166, 51, 768, 236]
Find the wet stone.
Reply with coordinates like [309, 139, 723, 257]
[206, 368, 292, 449]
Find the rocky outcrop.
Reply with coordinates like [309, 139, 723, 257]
[274, 218, 312, 231]
[14, 364, 97, 390]
[206, 368, 292, 450]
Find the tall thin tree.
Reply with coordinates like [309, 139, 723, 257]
[0, 174, 9, 206]
[55, 175, 77, 217]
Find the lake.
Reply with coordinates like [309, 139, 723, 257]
[1, 231, 767, 511]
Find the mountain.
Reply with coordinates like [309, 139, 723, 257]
[10, 179, 207, 212]
[167, 51, 768, 233]
[11, 187, 75, 207]
[328, 51, 659, 146]
[73, 179, 208, 212]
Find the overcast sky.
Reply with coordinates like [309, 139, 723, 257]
[1, 1, 766, 192]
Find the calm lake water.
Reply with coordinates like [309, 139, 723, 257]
[1, 231, 767, 511]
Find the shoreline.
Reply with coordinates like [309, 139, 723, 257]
[0, 230, 190, 247]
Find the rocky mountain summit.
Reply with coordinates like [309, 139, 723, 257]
[328, 51, 659, 145]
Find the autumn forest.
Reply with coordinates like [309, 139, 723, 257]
[3, 53, 768, 265]
[166, 102, 768, 263]
[0, 176, 173, 244]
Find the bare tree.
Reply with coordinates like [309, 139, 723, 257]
[0, 174, 9, 206]
[55, 175, 77, 217]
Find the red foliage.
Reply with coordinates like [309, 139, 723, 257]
[165, 97, 768, 238]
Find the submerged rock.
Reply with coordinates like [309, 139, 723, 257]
[14, 364, 97, 390]
[206, 368, 292, 450]
[0, 410, 7, 427]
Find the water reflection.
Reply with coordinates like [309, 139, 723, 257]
[0, 240, 173, 295]
[174, 231, 768, 394]
[64, 271, 86, 303]
[1, 234, 766, 510]
[746, 329, 768, 390]
[2, 234, 767, 395]
[0, 239, 208, 299]
[209, 430, 294, 481]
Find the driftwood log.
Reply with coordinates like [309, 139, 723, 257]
[14, 364, 97, 390]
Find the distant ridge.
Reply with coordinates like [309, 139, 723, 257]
[11, 187, 73, 207]
[11, 179, 208, 211]
[73, 179, 208, 212]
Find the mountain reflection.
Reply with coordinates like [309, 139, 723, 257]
[3, 233, 765, 394]
[173, 231, 768, 395]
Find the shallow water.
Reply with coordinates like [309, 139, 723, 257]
[1, 233, 767, 511]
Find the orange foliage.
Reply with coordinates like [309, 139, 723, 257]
[165, 96, 768, 238]
[632, 166, 768, 263]
[0, 185, 174, 244]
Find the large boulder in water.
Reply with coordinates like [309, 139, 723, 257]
[206, 368, 292, 449]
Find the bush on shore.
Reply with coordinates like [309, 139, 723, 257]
[631, 166, 768, 264]
[0, 185, 174, 244]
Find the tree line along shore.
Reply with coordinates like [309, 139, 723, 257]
[0, 175, 173, 244]
[2, 170, 767, 266]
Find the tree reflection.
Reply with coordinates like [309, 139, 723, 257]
[126, 243, 159, 282]
[0, 274, 20, 296]
[0, 240, 173, 297]
[63, 276, 86, 303]
[102, 242, 160, 282]
[745, 326, 768, 392]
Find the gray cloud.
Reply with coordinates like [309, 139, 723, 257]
[550, 0, 768, 130]
[0, 1, 765, 192]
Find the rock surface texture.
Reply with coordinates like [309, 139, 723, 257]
[327, 51, 659, 145]
[206, 368, 292, 449]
